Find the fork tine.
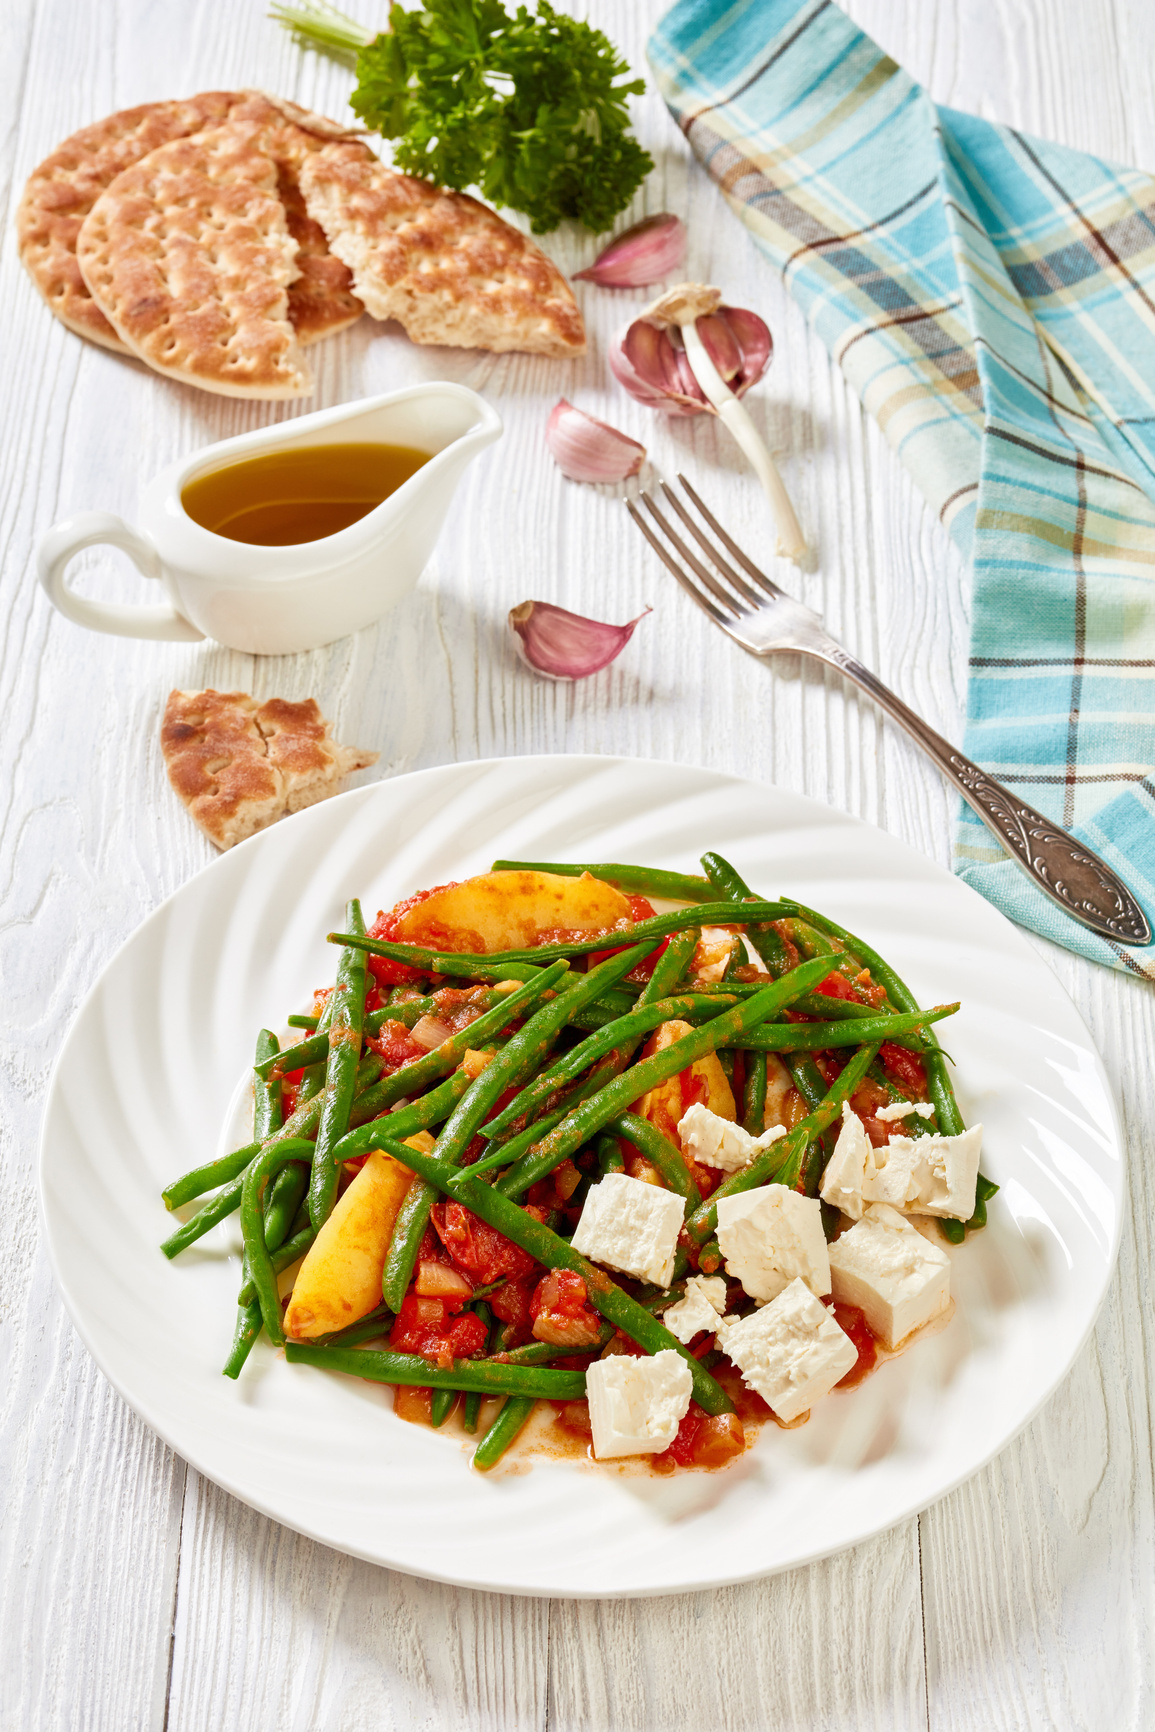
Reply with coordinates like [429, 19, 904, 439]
[676, 473, 789, 599]
[624, 499, 730, 626]
[657, 480, 766, 609]
[640, 493, 746, 617]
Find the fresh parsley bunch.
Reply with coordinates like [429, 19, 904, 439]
[343, 0, 653, 232]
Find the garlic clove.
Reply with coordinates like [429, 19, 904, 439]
[509, 600, 651, 681]
[545, 399, 646, 483]
[573, 213, 687, 288]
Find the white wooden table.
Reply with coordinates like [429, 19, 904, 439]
[3, 1, 1154, 1725]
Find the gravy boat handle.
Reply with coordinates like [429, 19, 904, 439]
[37, 511, 204, 642]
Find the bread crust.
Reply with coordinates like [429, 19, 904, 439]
[161, 689, 378, 849]
[299, 144, 586, 357]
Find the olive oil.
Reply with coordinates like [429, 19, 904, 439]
[181, 442, 430, 545]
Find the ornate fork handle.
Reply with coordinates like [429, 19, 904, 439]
[819, 646, 1151, 946]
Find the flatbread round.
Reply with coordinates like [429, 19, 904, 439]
[16, 93, 247, 352]
[18, 91, 366, 358]
[77, 121, 313, 398]
[298, 142, 586, 357]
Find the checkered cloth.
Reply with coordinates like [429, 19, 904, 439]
[650, 0, 1155, 978]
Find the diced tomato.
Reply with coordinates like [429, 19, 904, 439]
[279, 1064, 305, 1118]
[553, 1399, 593, 1438]
[880, 1042, 928, 1094]
[364, 885, 458, 986]
[489, 1276, 534, 1330]
[814, 970, 856, 1001]
[529, 1270, 602, 1348]
[832, 1302, 877, 1387]
[678, 1066, 708, 1111]
[389, 1291, 487, 1367]
[653, 1404, 746, 1471]
[365, 1019, 430, 1069]
[430, 1199, 544, 1285]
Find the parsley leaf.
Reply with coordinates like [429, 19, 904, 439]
[347, 0, 653, 232]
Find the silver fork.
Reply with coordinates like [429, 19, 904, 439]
[627, 475, 1150, 947]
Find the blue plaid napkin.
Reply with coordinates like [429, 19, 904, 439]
[649, 0, 1155, 979]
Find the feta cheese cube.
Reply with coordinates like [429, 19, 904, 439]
[873, 1127, 982, 1220]
[819, 1103, 873, 1219]
[677, 1101, 787, 1173]
[820, 1106, 983, 1222]
[585, 1349, 694, 1458]
[691, 926, 740, 983]
[875, 1099, 936, 1123]
[722, 1278, 857, 1422]
[570, 1173, 685, 1286]
[661, 1274, 728, 1344]
[715, 1183, 830, 1302]
[828, 1202, 951, 1347]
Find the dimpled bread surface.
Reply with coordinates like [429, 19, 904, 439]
[161, 690, 378, 850]
[16, 92, 246, 353]
[76, 120, 311, 398]
[298, 142, 586, 356]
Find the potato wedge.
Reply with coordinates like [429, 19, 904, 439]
[394, 869, 631, 954]
[635, 1019, 737, 1150]
[284, 1137, 430, 1339]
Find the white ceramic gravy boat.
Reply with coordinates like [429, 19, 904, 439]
[37, 383, 503, 655]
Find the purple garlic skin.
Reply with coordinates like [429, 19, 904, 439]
[509, 600, 651, 681]
[610, 308, 772, 417]
[573, 214, 687, 289]
[545, 399, 645, 484]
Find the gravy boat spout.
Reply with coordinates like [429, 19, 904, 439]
[37, 383, 503, 656]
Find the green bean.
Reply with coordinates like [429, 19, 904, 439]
[288, 1013, 316, 1029]
[697, 1240, 724, 1274]
[491, 859, 716, 901]
[253, 1030, 283, 1139]
[262, 992, 517, 1078]
[728, 1003, 957, 1053]
[375, 1134, 734, 1416]
[226, 1227, 321, 1367]
[473, 1396, 536, 1471]
[223, 1301, 261, 1380]
[701, 852, 791, 974]
[284, 1341, 587, 1399]
[486, 959, 833, 1195]
[160, 1053, 384, 1257]
[332, 901, 791, 969]
[463, 1391, 483, 1433]
[596, 1132, 625, 1175]
[163, 1142, 259, 1212]
[341, 967, 560, 1127]
[684, 1043, 879, 1245]
[381, 950, 643, 1310]
[241, 1141, 316, 1345]
[481, 992, 740, 1141]
[430, 1387, 458, 1427]
[489, 1323, 615, 1365]
[309, 901, 368, 1230]
[236, 1031, 303, 1310]
[611, 1113, 701, 1205]
[742, 1051, 767, 1134]
[637, 926, 701, 1003]
[307, 1301, 394, 1349]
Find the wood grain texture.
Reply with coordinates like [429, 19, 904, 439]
[1, 0, 1154, 1727]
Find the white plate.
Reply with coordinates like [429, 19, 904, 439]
[39, 757, 1122, 1597]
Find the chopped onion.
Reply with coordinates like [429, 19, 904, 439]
[573, 213, 687, 288]
[546, 399, 645, 483]
[415, 1261, 474, 1300]
[409, 1014, 454, 1050]
[509, 600, 651, 680]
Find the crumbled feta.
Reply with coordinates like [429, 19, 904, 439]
[820, 1106, 983, 1222]
[875, 1099, 936, 1123]
[677, 1101, 787, 1173]
[661, 1274, 728, 1344]
[585, 1349, 694, 1458]
[722, 1278, 857, 1423]
[873, 1126, 982, 1219]
[819, 1103, 873, 1219]
[828, 1202, 951, 1347]
[715, 1184, 830, 1302]
[570, 1173, 685, 1286]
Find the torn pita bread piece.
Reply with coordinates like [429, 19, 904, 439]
[161, 689, 378, 850]
[298, 143, 586, 357]
[77, 121, 315, 398]
[19, 91, 366, 362]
